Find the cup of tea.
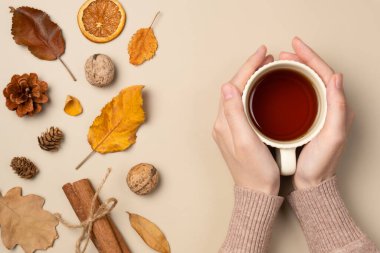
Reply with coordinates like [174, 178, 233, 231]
[242, 60, 327, 176]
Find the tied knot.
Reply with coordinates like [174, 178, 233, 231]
[55, 168, 116, 253]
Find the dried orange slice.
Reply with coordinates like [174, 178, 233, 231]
[77, 0, 126, 43]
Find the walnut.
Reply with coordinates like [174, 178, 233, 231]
[84, 54, 115, 87]
[127, 163, 159, 195]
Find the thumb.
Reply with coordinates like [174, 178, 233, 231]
[323, 73, 347, 138]
[222, 83, 260, 148]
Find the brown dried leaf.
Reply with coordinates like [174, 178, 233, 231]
[0, 187, 59, 253]
[128, 212, 170, 253]
[10, 6, 76, 81]
[128, 12, 160, 65]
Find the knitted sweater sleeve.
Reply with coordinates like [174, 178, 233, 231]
[287, 177, 380, 253]
[219, 186, 284, 253]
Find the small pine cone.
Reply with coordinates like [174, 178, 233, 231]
[38, 127, 64, 152]
[11, 157, 39, 179]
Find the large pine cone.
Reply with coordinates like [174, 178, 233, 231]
[3, 73, 49, 117]
[10, 157, 39, 179]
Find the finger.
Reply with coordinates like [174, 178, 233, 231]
[230, 45, 267, 92]
[259, 54, 274, 68]
[214, 93, 234, 150]
[321, 74, 347, 137]
[279, 51, 302, 62]
[222, 83, 261, 149]
[292, 37, 334, 84]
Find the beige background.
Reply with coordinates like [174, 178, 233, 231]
[0, 0, 379, 252]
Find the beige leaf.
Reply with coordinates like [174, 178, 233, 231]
[64, 95, 83, 116]
[127, 212, 170, 253]
[0, 187, 59, 253]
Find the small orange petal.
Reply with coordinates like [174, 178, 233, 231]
[64, 95, 83, 116]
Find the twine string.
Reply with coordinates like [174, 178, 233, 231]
[55, 168, 117, 253]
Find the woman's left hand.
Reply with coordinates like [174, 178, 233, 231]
[212, 46, 280, 195]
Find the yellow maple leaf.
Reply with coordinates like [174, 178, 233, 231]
[128, 12, 160, 65]
[87, 85, 145, 154]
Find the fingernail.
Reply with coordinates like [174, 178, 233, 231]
[335, 74, 343, 89]
[293, 36, 304, 48]
[222, 84, 235, 100]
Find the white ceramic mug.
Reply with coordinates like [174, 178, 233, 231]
[242, 60, 327, 176]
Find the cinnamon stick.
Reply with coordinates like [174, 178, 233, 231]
[62, 179, 131, 253]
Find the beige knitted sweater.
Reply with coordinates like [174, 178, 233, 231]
[220, 177, 379, 253]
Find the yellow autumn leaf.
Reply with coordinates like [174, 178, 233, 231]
[128, 12, 160, 65]
[128, 212, 170, 253]
[64, 95, 83, 116]
[87, 85, 145, 154]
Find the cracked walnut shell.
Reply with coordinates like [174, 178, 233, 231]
[127, 163, 159, 195]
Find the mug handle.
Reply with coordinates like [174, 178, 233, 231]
[275, 148, 296, 176]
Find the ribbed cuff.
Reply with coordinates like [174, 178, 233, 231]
[221, 186, 284, 253]
[288, 177, 364, 253]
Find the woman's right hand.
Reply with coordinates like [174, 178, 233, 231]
[280, 37, 354, 189]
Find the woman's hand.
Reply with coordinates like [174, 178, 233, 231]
[212, 46, 280, 195]
[280, 37, 354, 189]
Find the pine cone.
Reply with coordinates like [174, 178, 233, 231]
[10, 157, 39, 179]
[3, 73, 49, 117]
[38, 127, 64, 152]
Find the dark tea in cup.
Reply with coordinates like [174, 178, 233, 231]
[242, 60, 327, 175]
[248, 69, 318, 141]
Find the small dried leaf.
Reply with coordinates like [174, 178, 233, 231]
[128, 12, 160, 66]
[88, 85, 145, 154]
[128, 28, 158, 65]
[128, 212, 170, 253]
[0, 187, 59, 253]
[64, 95, 83, 116]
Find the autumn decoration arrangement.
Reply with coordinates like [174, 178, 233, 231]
[2, 0, 169, 252]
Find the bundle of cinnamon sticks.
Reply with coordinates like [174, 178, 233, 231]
[63, 179, 131, 253]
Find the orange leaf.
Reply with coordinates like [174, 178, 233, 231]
[128, 212, 171, 253]
[87, 85, 145, 154]
[128, 12, 160, 65]
[64, 95, 83, 116]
